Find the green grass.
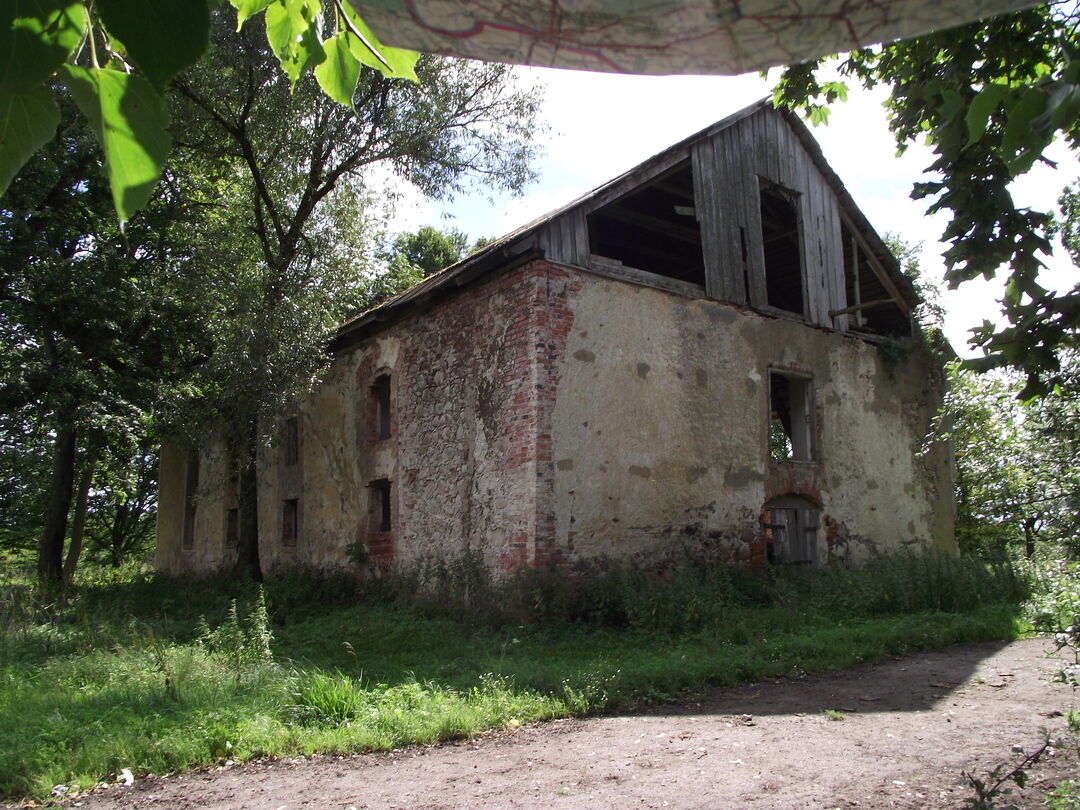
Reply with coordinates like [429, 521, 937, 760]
[0, 553, 1031, 801]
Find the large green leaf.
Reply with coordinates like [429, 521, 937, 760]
[339, 1, 417, 81]
[264, 0, 325, 85]
[59, 65, 170, 222]
[0, 83, 60, 194]
[229, 0, 274, 29]
[96, 0, 210, 90]
[314, 32, 360, 107]
[965, 83, 1008, 144]
[0, 0, 86, 90]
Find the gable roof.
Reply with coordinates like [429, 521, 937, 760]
[334, 99, 917, 349]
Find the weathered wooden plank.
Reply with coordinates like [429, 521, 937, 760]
[802, 148, 828, 326]
[723, 129, 748, 304]
[741, 120, 767, 307]
[825, 191, 849, 331]
[581, 148, 691, 216]
[692, 140, 725, 302]
[715, 131, 737, 302]
[587, 254, 705, 298]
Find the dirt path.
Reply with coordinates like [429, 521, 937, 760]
[67, 638, 1077, 810]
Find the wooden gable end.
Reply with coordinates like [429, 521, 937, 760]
[512, 103, 911, 338]
[693, 106, 847, 329]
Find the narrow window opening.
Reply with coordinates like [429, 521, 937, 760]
[759, 181, 804, 315]
[372, 374, 391, 440]
[182, 451, 199, 551]
[769, 370, 814, 462]
[586, 162, 705, 287]
[369, 479, 391, 532]
[225, 457, 240, 549]
[226, 508, 239, 549]
[282, 498, 298, 547]
[283, 416, 299, 466]
[763, 496, 819, 566]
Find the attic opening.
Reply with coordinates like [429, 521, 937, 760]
[759, 180, 804, 315]
[840, 220, 911, 337]
[586, 162, 705, 287]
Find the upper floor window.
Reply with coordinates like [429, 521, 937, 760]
[769, 369, 814, 462]
[283, 416, 299, 466]
[372, 374, 391, 440]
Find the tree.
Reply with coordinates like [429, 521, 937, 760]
[0, 94, 211, 582]
[773, 4, 1080, 397]
[386, 225, 471, 276]
[165, 11, 543, 579]
[947, 357, 1080, 556]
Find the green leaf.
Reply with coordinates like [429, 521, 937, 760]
[339, 1, 417, 81]
[315, 33, 360, 107]
[96, 0, 210, 90]
[0, 0, 86, 90]
[0, 83, 60, 194]
[264, 0, 325, 85]
[1003, 87, 1047, 152]
[229, 0, 274, 29]
[59, 64, 170, 223]
[965, 83, 1008, 144]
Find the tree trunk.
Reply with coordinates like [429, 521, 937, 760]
[1023, 516, 1037, 558]
[62, 453, 97, 583]
[235, 419, 263, 582]
[37, 425, 77, 584]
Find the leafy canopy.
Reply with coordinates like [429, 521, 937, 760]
[0, 0, 418, 223]
[773, 3, 1080, 397]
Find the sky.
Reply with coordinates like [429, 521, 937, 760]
[390, 65, 1080, 356]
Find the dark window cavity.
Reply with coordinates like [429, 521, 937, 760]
[283, 416, 299, 466]
[370, 479, 391, 532]
[759, 181, 804, 315]
[372, 374, 391, 440]
[225, 508, 239, 549]
[769, 370, 814, 462]
[587, 162, 705, 287]
[282, 499, 299, 546]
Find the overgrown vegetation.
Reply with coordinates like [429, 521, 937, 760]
[0, 551, 1031, 801]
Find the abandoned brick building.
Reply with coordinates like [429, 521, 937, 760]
[155, 99, 956, 576]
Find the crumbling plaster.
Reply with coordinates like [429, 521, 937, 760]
[550, 266, 954, 566]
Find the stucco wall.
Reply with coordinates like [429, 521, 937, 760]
[155, 442, 236, 574]
[547, 266, 955, 566]
[157, 258, 954, 576]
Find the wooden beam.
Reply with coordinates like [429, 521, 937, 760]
[839, 212, 912, 315]
[600, 204, 702, 244]
[829, 298, 898, 317]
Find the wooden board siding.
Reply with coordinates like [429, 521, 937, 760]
[686, 106, 849, 328]
[533, 104, 875, 334]
[537, 208, 589, 267]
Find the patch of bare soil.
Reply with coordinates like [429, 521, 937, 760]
[62, 638, 1078, 809]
